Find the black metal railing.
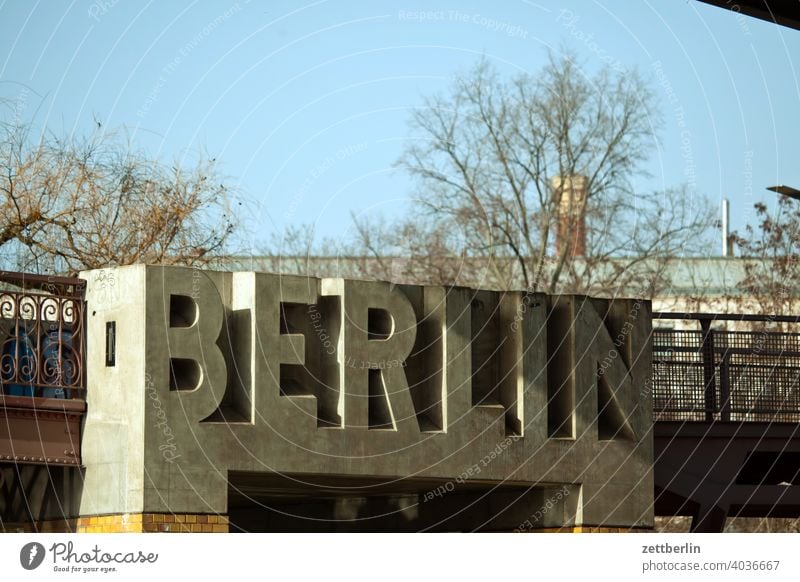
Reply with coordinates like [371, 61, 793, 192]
[0, 271, 86, 400]
[653, 313, 800, 422]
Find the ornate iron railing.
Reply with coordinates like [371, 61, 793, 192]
[653, 313, 800, 422]
[0, 271, 86, 399]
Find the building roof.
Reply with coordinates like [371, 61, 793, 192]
[213, 255, 771, 298]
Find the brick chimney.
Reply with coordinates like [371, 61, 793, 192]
[551, 175, 587, 257]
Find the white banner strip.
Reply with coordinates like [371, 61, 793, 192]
[1, 533, 799, 581]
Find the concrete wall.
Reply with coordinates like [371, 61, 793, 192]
[78, 265, 654, 529]
[79, 267, 146, 515]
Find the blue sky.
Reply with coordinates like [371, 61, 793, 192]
[2, 0, 799, 252]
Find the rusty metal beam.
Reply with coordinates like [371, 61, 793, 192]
[0, 396, 84, 466]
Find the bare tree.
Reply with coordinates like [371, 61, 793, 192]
[350, 213, 474, 287]
[226, 224, 360, 280]
[729, 196, 800, 318]
[350, 54, 714, 296]
[1, 115, 239, 275]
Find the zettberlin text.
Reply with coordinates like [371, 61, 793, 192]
[642, 543, 700, 554]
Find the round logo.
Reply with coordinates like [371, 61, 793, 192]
[19, 542, 46, 570]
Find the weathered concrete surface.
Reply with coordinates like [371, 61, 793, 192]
[79, 267, 146, 516]
[78, 265, 653, 530]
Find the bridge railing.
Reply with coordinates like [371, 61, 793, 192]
[653, 312, 800, 422]
[0, 271, 86, 400]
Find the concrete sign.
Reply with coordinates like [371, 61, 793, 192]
[78, 265, 653, 530]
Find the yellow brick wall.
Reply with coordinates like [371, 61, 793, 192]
[532, 526, 650, 533]
[76, 513, 229, 533]
[11, 517, 649, 533]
